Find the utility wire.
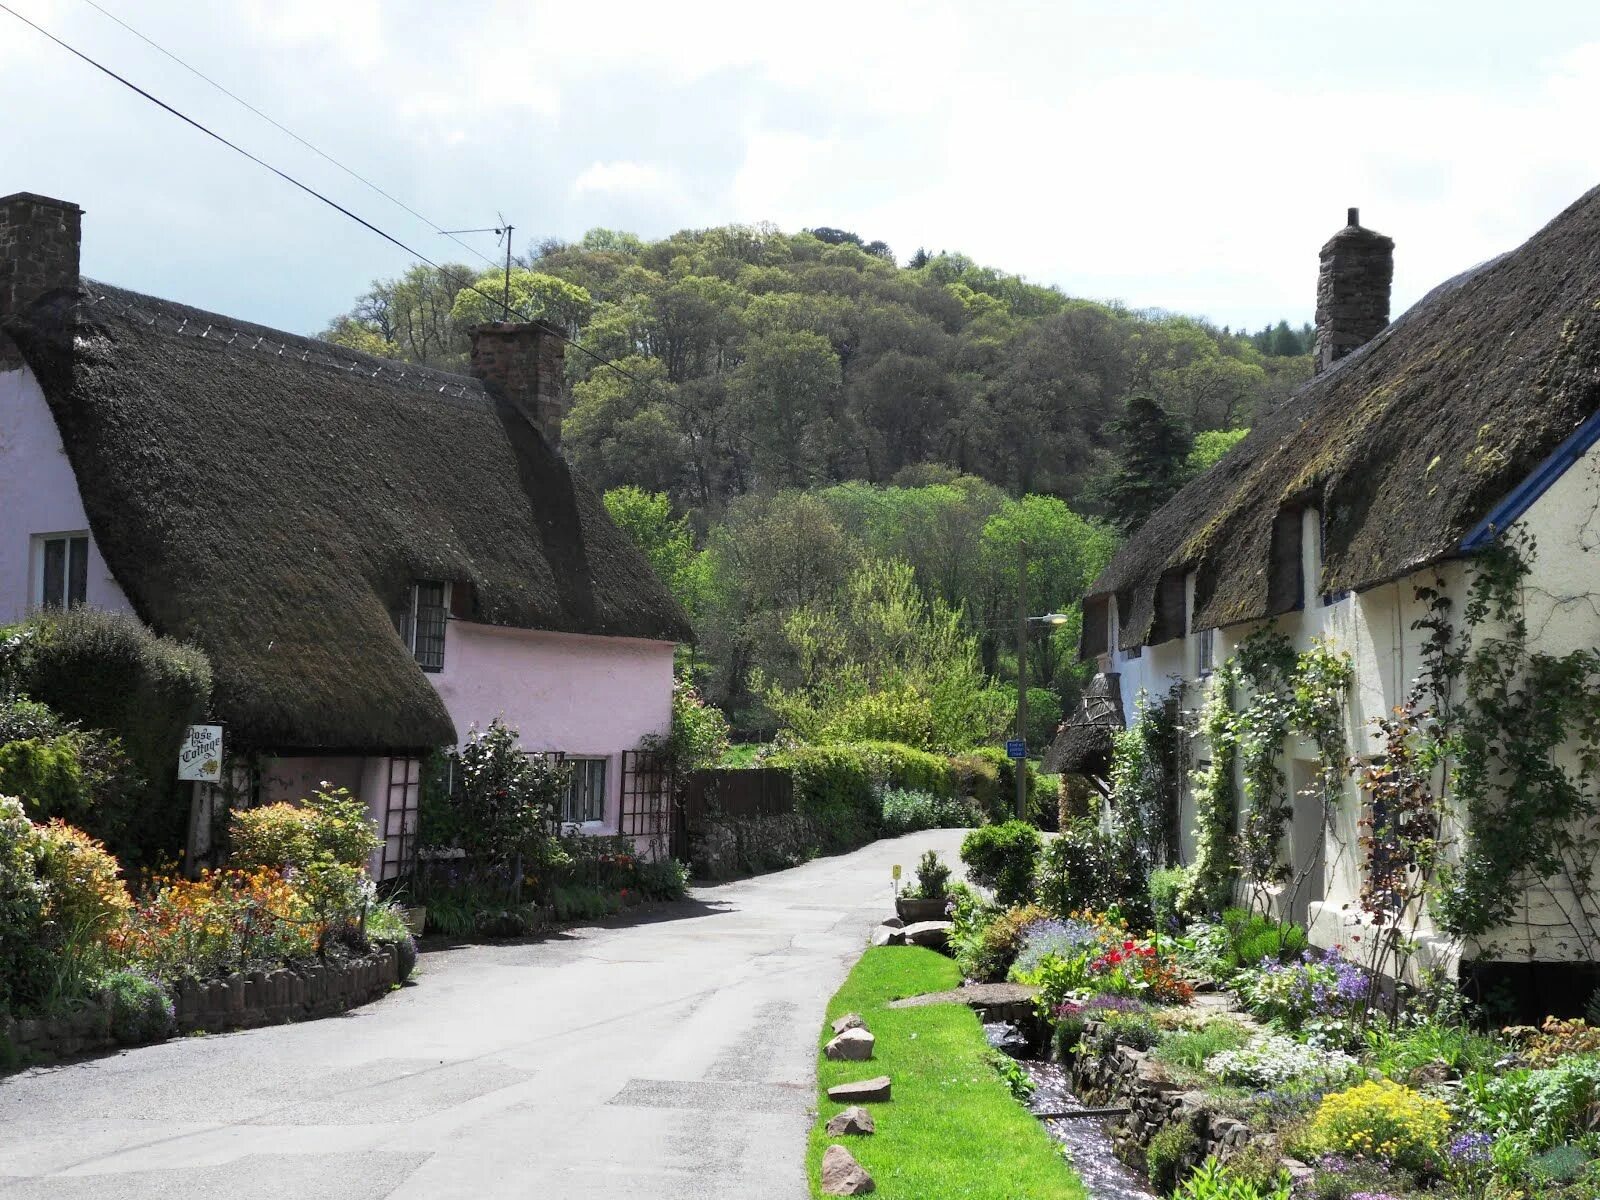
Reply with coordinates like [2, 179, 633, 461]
[75, 0, 502, 273]
[3, 1, 828, 485]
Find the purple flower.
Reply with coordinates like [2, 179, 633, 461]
[1449, 1132, 1494, 1165]
[1315, 1153, 1351, 1174]
[1084, 994, 1148, 1015]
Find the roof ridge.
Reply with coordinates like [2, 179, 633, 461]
[76, 279, 486, 401]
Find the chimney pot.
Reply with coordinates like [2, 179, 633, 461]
[467, 321, 566, 449]
[1313, 207, 1393, 374]
[0, 192, 82, 322]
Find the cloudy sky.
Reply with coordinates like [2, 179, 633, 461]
[4, 0, 1600, 336]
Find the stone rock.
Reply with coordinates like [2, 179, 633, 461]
[870, 925, 905, 947]
[825, 1106, 876, 1136]
[831, 1012, 866, 1035]
[821, 1144, 875, 1195]
[827, 1075, 892, 1104]
[825, 1028, 876, 1061]
[900, 920, 952, 950]
[879, 916, 904, 929]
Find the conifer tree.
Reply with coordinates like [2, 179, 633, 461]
[1102, 395, 1193, 533]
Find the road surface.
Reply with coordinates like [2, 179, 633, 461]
[0, 829, 967, 1199]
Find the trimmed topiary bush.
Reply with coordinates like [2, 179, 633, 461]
[960, 821, 1042, 907]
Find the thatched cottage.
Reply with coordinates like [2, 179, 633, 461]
[0, 192, 692, 875]
[1053, 191, 1600, 1011]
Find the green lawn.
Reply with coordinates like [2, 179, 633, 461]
[808, 946, 1087, 1199]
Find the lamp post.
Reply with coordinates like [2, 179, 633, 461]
[1015, 539, 1072, 820]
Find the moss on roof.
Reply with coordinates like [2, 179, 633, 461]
[1089, 186, 1600, 650]
[6, 282, 692, 752]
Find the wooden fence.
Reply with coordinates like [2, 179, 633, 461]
[672, 767, 794, 858]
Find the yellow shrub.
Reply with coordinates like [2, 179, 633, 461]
[1309, 1079, 1449, 1172]
[230, 803, 317, 869]
[35, 819, 131, 938]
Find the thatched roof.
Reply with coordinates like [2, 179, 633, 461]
[1088, 185, 1600, 651]
[4, 282, 693, 752]
[1043, 672, 1125, 776]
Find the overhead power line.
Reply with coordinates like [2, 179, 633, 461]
[75, 0, 502, 272]
[2, 1, 828, 485]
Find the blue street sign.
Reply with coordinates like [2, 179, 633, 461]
[1005, 739, 1026, 759]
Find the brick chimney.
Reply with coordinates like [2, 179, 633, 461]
[467, 321, 566, 449]
[1313, 207, 1393, 374]
[0, 192, 82, 321]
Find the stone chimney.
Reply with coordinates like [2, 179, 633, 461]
[0, 192, 83, 322]
[467, 321, 566, 449]
[1313, 206, 1393, 374]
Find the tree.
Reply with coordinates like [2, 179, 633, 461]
[1188, 427, 1250, 474]
[449, 268, 593, 334]
[1100, 395, 1194, 533]
[729, 330, 841, 487]
[601, 487, 707, 619]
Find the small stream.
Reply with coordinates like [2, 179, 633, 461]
[985, 1022, 1158, 1200]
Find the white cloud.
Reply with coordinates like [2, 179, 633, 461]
[573, 161, 672, 196]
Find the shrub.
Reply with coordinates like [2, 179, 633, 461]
[960, 820, 1041, 906]
[231, 788, 380, 930]
[1147, 1122, 1199, 1193]
[949, 746, 1037, 823]
[35, 819, 131, 939]
[854, 741, 959, 797]
[1241, 946, 1371, 1034]
[1309, 1080, 1450, 1172]
[772, 744, 877, 852]
[1036, 818, 1141, 918]
[98, 970, 174, 1044]
[1525, 1016, 1600, 1067]
[1149, 866, 1192, 934]
[0, 795, 49, 1011]
[905, 849, 952, 900]
[879, 787, 981, 834]
[633, 856, 690, 901]
[112, 868, 321, 980]
[1466, 1054, 1600, 1149]
[0, 737, 86, 822]
[1221, 907, 1309, 970]
[1206, 1034, 1359, 1090]
[1154, 1018, 1252, 1073]
[2, 609, 211, 869]
[955, 902, 1049, 982]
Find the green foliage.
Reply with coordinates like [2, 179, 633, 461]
[602, 486, 708, 619]
[906, 850, 953, 901]
[98, 970, 174, 1045]
[770, 743, 877, 853]
[879, 788, 982, 835]
[985, 1048, 1036, 1101]
[1036, 818, 1138, 916]
[1182, 664, 1239, 915]
[1466, 1055, 1600, 1150]
[0, 796, 50, 1012]
[954, 902, 1049, 983]
[1188, 427, 1250, 474]
[1107, 685, 1182, 886]
[960, 821, 1041, 907]
[1100, 394, 1194, 532]
[0, 736, 86, 821]
[427, 719, 568, 868]
[229, 787, 381, 930]
[448, 267, 592, 332]
[1219, 908, 1309, 970]
[1147, 1122, 1199, 1192]
[1173, 1156, 1292, 1200]
[1, 609, 211, 870]
[1149, 866, 1193, 934]
[1153, 1018, 1251, 1073]
[649, 674, 730, 771]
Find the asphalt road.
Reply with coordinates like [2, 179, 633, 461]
[0, 828, 968, 1200]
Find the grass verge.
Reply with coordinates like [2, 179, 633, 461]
[808, 946, 1087, 1199]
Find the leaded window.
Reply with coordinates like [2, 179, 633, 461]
[396, 581, 449, 672]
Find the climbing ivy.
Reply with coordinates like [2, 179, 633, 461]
[1108, 684, 1184, 878]
[1180, 662, 1238, 915]
[1234, 631, 1298, 885]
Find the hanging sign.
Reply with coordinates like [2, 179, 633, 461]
[178, 724, 223, 782]
[1005, 739, 1027, 760]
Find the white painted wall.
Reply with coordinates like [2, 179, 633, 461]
[0, 361, 133, 624]
[1100, 438, 1600, 969]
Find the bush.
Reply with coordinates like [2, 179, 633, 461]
[98, 970, 175, 1044]
[0, 700, 143, 862]
[1147, 1122, 1199, 1193]
[854, 741, 959, 796]
[2, 609, 211, 870]
[960, 821, 1041, 906]
[1221, 907, 1309, 970]
[773, 744, 877, 852]
[1308, 1080, 1449, 1172]
[879, 787, 981, 834]
[633, 856, 690, 901]
[0, 795, 49, 1011]
[905, 849, 952, 900]
[1206, 1034, 1359, 1090]
[113, 868, 321, 980]
[1036, 818, 1131, 915]
[1149, 866, 1192, 934]
[1010, 916, 1107, 980]
[35, 819, 131, 939]
[230, 788, 380, 930]
[950, 746, 1037, 824]
[1466, 1054, 1600, 1149]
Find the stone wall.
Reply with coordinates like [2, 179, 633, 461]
[1068, 1021, 1261, 1180]
[1313, 210, 1394, 374]
[2, 945, 400, 1064]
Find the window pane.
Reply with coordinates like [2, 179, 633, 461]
[413, 581, 447, 672]
[41, 538, 64, 608]
[67, 537, 88, 607]
[563, 759, 606, 823]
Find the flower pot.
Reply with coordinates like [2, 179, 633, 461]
[895, 896, 950, 923]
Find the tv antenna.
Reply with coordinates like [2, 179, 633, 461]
[441, 216, 515, 317]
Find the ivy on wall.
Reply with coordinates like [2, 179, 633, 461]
[1109, 684, 1184, 877]
[1180, 662, 1238, 915]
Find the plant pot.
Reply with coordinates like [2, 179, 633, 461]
[402, 906, 427, 937]
[895, 896, 951, 924]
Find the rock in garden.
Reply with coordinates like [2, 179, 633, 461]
[821, 1144, 875, 1195]
[831, 1012, 866, 1035]
[879, 916, 904, 929]
[900, 920, 953, 950]
[824, 1028, 876, 1061]
[870, 925, 905, 947]
[827, 1075, 891, 1103]
[825, 1106, 876, 1136]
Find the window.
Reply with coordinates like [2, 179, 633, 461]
[1196, 626, 1215, 677]
[33, 533, 88, 609]
[1122, 643, 1142, 662]
[563, 757, 607, 824]
[396, 581, 449, 672]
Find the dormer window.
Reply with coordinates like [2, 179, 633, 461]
[33, 532, 88, 609]
[398, 581, 449, 672]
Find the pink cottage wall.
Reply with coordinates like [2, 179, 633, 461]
[0, 359, 134, 624]
[428, 622, 676, 836]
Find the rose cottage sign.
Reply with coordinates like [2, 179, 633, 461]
[178, 724, 223, 783]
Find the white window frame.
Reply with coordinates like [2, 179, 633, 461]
[1196, 626, 1215, 678]
[562, 757, 608, 826]
[399, 581, 450, 672]
[31, 531, 89, 610]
